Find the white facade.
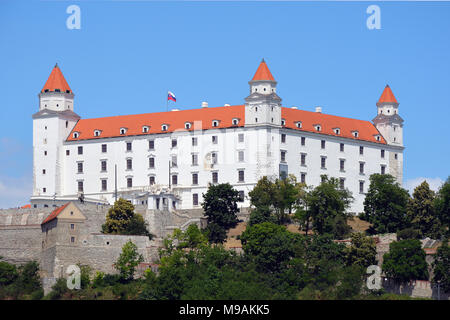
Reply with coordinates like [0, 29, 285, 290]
[31, 63, 404, 214]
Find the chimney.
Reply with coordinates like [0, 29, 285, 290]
[171, 108, 179, 111]
[291, 106, 298, 109]
[201, 101, 208, 108]
[315, 106, 322, 113]
[224, 104, 230, 107]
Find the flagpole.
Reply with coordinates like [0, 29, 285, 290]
[166, 90, 168, 112]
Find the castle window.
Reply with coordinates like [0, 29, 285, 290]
[281, 119, 286, 126]
[301, 137, 305, 146]
[171, 155, 177, 167]
[280, 150, 286, 162]
[238, 133, 244, 143]
[70, 224, 75, 230]
[238, 170, 245, 182]
[101, 179, 107, 191]
[149, 176, 155, 185]
[281, 134, 286, 143]
[71, 237, 75, 243]
[212, 120, 219, 127]
[102, 144, 107, 153]
[149, 140, 155, 150]
[94, 130, 101, 137]
[44, 89, 49, 93]
[359, 181, 365, 194]
[43, 188, 47, 193]
[232, 118, 239, 125]
[212, 136, 218, 144]
[193, 193, 199, 206]
[78, 146, 83, 155]
[42, 169, 46, 174]
[172, 139, 177, 148]
[44, 151, 47, 156]
[161, 124, 168, 131]
[238, 150, 244, 162]
[66, 121, 68, 128]
[142, 126, 149, 133]
[255, 118, 258, 123]
[301, 153, 306, 166]
[340, 143, 344, 152]
[353, 131, 359, 138]
[211, 152, 218, 164]
[192, 154, 198, 166]
[66, 90, 70, 94]
[321, 140, 325, 149]
[66, 150, 70, 156]
[359, 146, 364, 155]
[120, 128, 127, 135]
[192, 137, 198, 146]
[149, 157, 155, 168]
[126, 158, 132, 170]
[212, 172, 218, 184]
[43, 138, 47, 144]
[238, 191, 245, 202]
[73, 132, 79, 139]
[360, 162, 365, 174]
[321, 156, 326, 169]
[395, 153, 398, 160]
[339, 178, 345, 190]
[77, 162, 83, 173]
[301, 173, 306, 184]
[78, 181, 83, 192]
[171, 175, 178, 185]
[126, 142, 132, 151]
[192, 173, 198, 185]
[101, 160, 107, 172]
[263, 88, 266, 91]
[185, 122, 192, 129]
[255, 107, 258, 112]
[55, 89, 60, 92]
[127, 178, 133, 188]
[296, 121, 302, 128]
[334, 128, 340, 135]
[381, 149, 385, 158]
[381, 165, 386, 175]
[315, 125, 321, 132]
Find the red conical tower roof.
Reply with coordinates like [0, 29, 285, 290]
[377, 85, 398, 104]
[41, 63, 72, 94]
[251, 59, 275, 81]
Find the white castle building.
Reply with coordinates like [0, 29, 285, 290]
[31, 60, 404, 213]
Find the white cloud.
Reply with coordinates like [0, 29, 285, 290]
[403, 177, 445, 195]
[0, 175, 32, 209]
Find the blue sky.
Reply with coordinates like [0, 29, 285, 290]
[0, 1, 449, 208]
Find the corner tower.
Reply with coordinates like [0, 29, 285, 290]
[31, 64, 80, 207]
[244, 59, 282, 126]
[373, 85, 404, 146]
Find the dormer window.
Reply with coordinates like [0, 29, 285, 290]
[94, 130, 101, 137]
[142, 126, 150, 133]
[161, 124, 168, 131]
[333, 128, 340, 135]
[55, 89, 61, 92]
[295, 121, 302, 128]
[314, 124, 321, 132]
[281, 119, 286, 126]
[44, 89, 49, 93]
[352, 131, 359, 138]
[212, 120, 219, 127]
[73, 132, 79, 139]
[374, 134, 381, 141]
[120, 128, 127, 135]
[185, 122, 192, 129]
[232, 118, 240, 125]
[66, 90, 71, 94]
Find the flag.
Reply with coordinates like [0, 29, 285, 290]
[168, 91, 176, 102]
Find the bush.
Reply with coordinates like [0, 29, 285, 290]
[397, 228, 421, 240]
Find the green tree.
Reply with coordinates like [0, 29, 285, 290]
[363, 174, 410, 234]
[202, 183, 240, 243]
[114, 240, 144, 282]
[382, 239, 429, 283]
[248, 177, 277, 226]
[307, 175, 353, 239]
[241, 222, 300, 273]
[432, 241, 450, 293]
[435, 177, 450, 237]
[407, 181, 441, 238]
[102, 198, 153, 239]
[16, 261, 42, 295]
[344, 232, 377, 269]
[0, 260, 18, 286]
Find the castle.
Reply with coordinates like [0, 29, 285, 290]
[30, 59, 404, 214]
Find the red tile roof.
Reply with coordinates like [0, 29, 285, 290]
[251, 59, 275, 81]
[282, 107, 386, 144]
[67, 105, 385, 144]
[41, 203, 70, 225]
[20, 204, 31, 209]
[41, 64, 72, 94]
[377, 85, 398, 104]
[67, 105, 245, 141]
